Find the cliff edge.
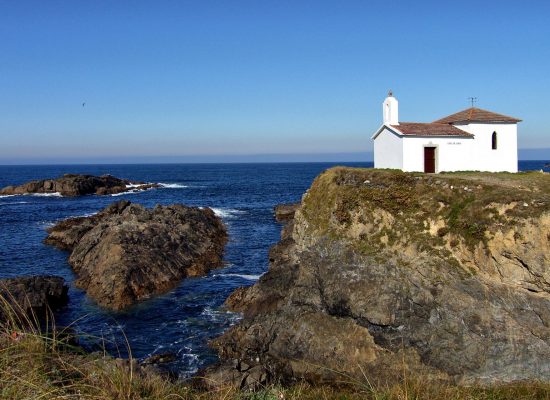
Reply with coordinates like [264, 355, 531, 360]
[206, 168, 550, 388]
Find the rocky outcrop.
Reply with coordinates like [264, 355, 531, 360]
[45, 200, 227, 310]
[0, 276, 68, 321]
[0, 174, 160, 196]
[274, 203, 299, 223]
[206, 168, 550, 388]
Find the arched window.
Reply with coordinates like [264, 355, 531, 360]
[492, 131, 497, 150]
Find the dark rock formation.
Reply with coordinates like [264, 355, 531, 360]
[142, 352, 177, 365]
[274, 203, 299, 223]
[205, 168, 550, 388]
[0, 276, 68, 321]
[45, 200, 227, 310]
[0, 174, 160, 197]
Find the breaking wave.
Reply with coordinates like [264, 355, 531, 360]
[209, 208, 246, 219]
[214, 273, 263, 281]
[158, 183, 188, 189]
[110, 189, 145, 196]
[0, 201, 30, 206]
[1, 192, 63, 198]
[28, 192, 63, 197]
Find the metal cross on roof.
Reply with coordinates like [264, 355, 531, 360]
[468, 97, 478, 107]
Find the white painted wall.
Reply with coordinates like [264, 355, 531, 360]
[373, 128, 403, 169]
[455, 123, 518, 172]
[373, 123, 519, 173]
[401, 136, 474, 172]
[383, 96, 399, 125]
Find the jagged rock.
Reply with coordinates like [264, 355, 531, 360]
[142, 352, 177, 365]
[0, 173, 160, 196]
[0, 276, 68, 321]
[206, 168, 550, 387]
[274, 203, 299, 223]
[45, 200, 227, 310]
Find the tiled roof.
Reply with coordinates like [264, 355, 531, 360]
[390, 123, 474, 137]
[434, 107, 521, 124]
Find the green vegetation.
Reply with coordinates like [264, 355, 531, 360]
[2, 169, 550, 399]
[1, 330, 550, 400]
[301, 167, 550, 260]
[1, 299, 550, 399]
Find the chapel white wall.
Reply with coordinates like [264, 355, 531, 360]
[401, 136, 474, 172]
[373, 128, 403, 169]
[383, 96, 399, 125]
[454, 123, 518, 172]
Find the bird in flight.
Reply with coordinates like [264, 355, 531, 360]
[82, 102, 86, 107]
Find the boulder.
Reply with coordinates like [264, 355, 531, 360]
[206, 168, 550, 387]
[274, 203, 299, 223]
[0, 276, 68, 321]
[0, 174, 160, 196]
[45, 200, 227, 310]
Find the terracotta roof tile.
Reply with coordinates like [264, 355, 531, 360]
[390, 123, 474, 137]
[434, 107, 521, 124]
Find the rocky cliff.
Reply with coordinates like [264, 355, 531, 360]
[45, 200, 227, 310]
[0, 174, 159, 196]
[0, 276, 68, 321]
[206, 168, 550, 388]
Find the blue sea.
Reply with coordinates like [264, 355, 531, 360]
[0, 161, 548, 376]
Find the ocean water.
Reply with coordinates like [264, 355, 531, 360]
[0, 161, 548, 376]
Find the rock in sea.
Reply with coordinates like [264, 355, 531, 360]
[0, 275, 68, 321]
[45, 200, 227, 310]
[0, 173, 160, 196]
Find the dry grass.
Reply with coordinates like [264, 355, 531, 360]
[301, 167, 550, 255]
[2, 314, 550, 399]
[1, 291, 550, 399]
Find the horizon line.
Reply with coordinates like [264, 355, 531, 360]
[0, 148, 548, 166]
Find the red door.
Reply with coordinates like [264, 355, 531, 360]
[424, 147, 436, 173]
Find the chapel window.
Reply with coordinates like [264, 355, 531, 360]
[492, 132, 497, 150]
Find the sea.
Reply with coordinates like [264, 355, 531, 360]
[0, 161, 548, 377]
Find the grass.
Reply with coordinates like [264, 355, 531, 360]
[1, 296, 550, 399]
[300, 167, 550, 259]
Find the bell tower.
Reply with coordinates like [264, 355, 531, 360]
[383, 90, 399, 125]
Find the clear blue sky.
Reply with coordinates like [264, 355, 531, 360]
[1, 0, 549, 163]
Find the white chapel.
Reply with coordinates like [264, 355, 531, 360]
[371, 92, 521, 173]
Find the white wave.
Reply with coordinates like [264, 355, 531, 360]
[200, 306, 241, 323]
[110, 189, 144, 196]
[111, 191, 130, 196]
[214, 273, 263, 281]
[0, 192, 62, 198]
[158, 183, 188, 189]
[125, 183, 143, 188]
[38, 221, 55, 228]
[209, 208, 246, 219]
[0, 201, 30, 206]
[28, 192, 63, 197]
[70, 211, 98, 218]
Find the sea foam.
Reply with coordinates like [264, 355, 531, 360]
[159, 183, 188, 189]
[28, 192, 63, 197]
[215, 273, 263, 281]
[210, 208, 246, 219]
[0, 201, 30, 206]
[111, 189, 145, 196]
